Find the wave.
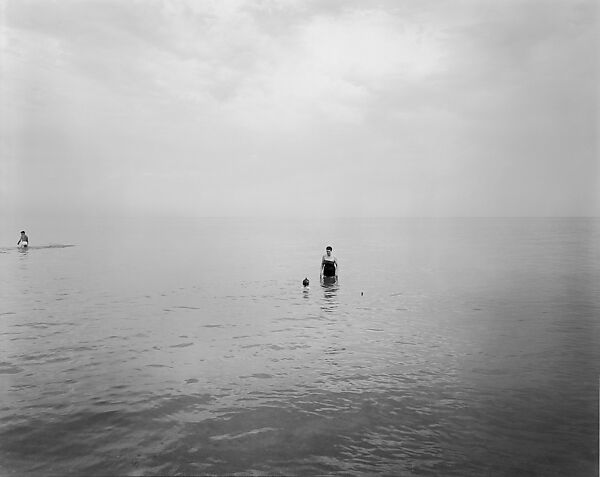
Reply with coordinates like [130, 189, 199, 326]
[0, 244, 76, 253]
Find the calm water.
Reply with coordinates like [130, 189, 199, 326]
[1, 218, 598, 476]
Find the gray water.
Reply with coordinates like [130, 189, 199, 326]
[1, 218, 598, 476]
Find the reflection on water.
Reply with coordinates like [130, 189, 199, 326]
[320, 277, 339, 313]
[0, 218, 598, 476]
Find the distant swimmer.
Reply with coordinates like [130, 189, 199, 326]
[320, 246, 338, 281]
[17, 231, 28, 248]
[303, 277, 310, 288]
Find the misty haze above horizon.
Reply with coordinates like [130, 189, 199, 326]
[1, 0, 598, 222]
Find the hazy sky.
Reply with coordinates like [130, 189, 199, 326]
[1, 0, 598, 220]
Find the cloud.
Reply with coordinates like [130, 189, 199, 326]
[1, 0, 598, 218]
[4, 0, 448, 132]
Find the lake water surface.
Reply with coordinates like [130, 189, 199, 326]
[1, 218, 598, 476]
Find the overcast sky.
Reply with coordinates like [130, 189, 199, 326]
[1, 0, 598, 221]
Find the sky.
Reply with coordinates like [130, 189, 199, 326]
[1, 0, 598, 222]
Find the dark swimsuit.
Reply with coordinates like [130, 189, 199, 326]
[322, 260, 336, 277]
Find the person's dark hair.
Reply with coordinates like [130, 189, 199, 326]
[326, 246, 332, 251]
[20, 231, 25, 234]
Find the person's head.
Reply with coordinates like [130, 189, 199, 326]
[303, 277, 309, 287]
[325, 246, 332, 256]
[20, 231, 25, 235]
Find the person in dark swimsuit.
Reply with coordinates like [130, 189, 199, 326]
[320, 246, 338, 281]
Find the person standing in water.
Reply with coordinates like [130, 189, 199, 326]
[17, 231, 29, 248]
[320, 246, 338, 281]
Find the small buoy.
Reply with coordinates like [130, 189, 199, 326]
[361, 292, 363, 296]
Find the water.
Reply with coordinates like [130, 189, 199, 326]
[1, 218, 598, 476]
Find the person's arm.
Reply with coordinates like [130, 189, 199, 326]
[320, 257, 325, 278]
[17, 238, 21, 245]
